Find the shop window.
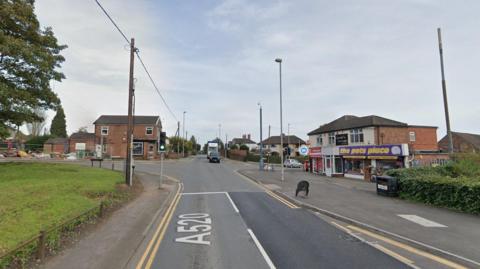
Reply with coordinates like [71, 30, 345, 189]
[101, 126, 109, 135]
[146, 127, 154, 135]
[328, 133, 335, 145]
[133, 142, 144, 155]
[409, 131, 416, 142]
[350, 128, 364, 143]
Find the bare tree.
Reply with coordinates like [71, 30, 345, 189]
[26, 108, 47, 136]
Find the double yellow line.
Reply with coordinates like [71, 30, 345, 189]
[136, 183, 183, 269]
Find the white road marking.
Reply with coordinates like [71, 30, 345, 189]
[397, 215, 447, 228]
[247, 229, 276, 269]
[181, 191, 227, 195]
[225, 192, 240, 213]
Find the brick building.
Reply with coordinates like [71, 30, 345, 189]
[438, 132, 480, 153]
[307, 115, 447, 180]
[69, 132, 96, 154]
[259, 135, 306, 157]
[43, 138, 69, 154]
[93, 115, 162, 159]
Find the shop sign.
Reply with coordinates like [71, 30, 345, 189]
[335, 134, 349, 146]
[339, 144, 403, 156]
[299, 145, 309, 156]
[308, 147, 322, 157]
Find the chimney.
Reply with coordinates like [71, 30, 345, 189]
[242, 134, 246, 139]
[247, 134, 251, 140]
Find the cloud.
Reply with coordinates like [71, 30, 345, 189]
[33, 0, 480, 144]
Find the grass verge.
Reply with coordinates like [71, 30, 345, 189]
[0, 162, 131, 268]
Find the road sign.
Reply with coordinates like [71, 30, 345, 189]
[299, 145, 309, 156]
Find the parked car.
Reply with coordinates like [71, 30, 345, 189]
[284, 159, 302, 168]
[209, 152, 220, 163]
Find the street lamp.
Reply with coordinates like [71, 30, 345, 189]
[275, 58, 284, 181]
[258, 102, 264, 171]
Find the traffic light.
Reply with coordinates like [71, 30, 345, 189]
[159, 132, 166, 152]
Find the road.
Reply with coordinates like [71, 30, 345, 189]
[132, 156, 409, 269]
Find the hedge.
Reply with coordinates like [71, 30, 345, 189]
[387, 166, 480, 214]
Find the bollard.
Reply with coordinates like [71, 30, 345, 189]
[37, 230, 46, 262]
[111, 161, 114, 170]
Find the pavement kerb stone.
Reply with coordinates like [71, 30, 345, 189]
[236, 170, 479, 269]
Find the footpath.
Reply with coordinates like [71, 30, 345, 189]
[39, 171, 178, 269]
[238, 167, 480, 267]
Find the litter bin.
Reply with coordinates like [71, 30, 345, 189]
[376, 176, 398, 197]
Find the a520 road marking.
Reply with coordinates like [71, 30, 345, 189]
[175, 213, 212, 245]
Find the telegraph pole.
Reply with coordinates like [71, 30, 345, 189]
[225, 134, 228, 158]
[437, 28, 454, 153]
[182, 111, 186, 157]
[177, 121, 180, 154]
[125, 38, 135, 186]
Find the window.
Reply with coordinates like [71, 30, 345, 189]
[146, 127, 154, 135]
[133, 142, 144, 155]
[101, 126, 109, 135]
[350, 128, 364, 143]
[328, 133, 335, 145]
[409, 131, 416, 142]
[316, 136, 323, 145]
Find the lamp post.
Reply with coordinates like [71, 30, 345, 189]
[258, 102, 264, 171]
[275, 58, 284, 181]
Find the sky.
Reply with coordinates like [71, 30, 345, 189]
[34, 0, 480, 145]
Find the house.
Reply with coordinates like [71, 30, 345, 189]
[43, 137, 69, 154]
[93, 115, 162, 159]
[259, 135, 306, 157]
[69, 132, 96, 155]
[230, 134, 257, 151]
[438, 132, 480, 153]
[307, 115, 447, 180]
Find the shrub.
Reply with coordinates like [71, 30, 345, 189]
[230, 144, 239, 150]
[239, 144, 249, 151]
[387, 166, 480, 214]
[246, 154, 260, 162]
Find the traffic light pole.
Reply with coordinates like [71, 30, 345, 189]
[159, 152, 164, 188]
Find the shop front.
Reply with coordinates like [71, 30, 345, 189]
[339, 144, 409, 181]
[308, 147, 323, 174]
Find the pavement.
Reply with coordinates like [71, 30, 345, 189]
[237, 164, 480, 268]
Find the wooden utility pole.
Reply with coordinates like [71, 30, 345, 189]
[437, 28, 454, 153]
[125, 38, 135, 186]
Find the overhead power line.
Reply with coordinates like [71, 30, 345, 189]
[93, 0, 178, 122]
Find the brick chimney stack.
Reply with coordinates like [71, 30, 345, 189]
[248, 134, 251, 140]
[242, 134, 246, 139]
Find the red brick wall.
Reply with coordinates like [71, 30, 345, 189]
[411, 153, 449, 166]
[439, 133, 478, 153]
[408, 127, 438, 151]
[375, 127, 408, 145]
[43, 143, 67, 154]
[69, 138, 95, 153]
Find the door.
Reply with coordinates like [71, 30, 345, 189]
[325, 156, 332, 176]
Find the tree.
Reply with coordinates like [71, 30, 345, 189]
[50, 106, 67, 137]
[77, 126, 88, 133]
[230, 144, 239, 150]
[189, 135, 197, 154]
[239, 144, 249, 151]
[26, 108, 47, 136]
[0, 0, 67, 139]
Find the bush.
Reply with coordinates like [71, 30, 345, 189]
[230, 144, 239, 150]
[387, 164, 480, 214]
[239, 144, 249, 151]
[246, 154, 260, 162]
[25, 135, 51, 151]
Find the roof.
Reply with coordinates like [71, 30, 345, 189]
[231, 138, 257, 145]
[260, 135, 306, 145]
[70, 132, 96, 140]
[443, 132, 480, 149]
[45, 137, 69, 144]
[307, 115, 408, 135]
[94, 115, 160, 125]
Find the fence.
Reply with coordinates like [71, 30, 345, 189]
[0, 201, 107, 268]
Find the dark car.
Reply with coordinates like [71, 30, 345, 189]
[209, 152, 220, 163]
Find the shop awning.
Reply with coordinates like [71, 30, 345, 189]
[367, 156, 398, 160]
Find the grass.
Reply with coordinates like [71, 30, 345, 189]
[0, 162, 124, 254]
